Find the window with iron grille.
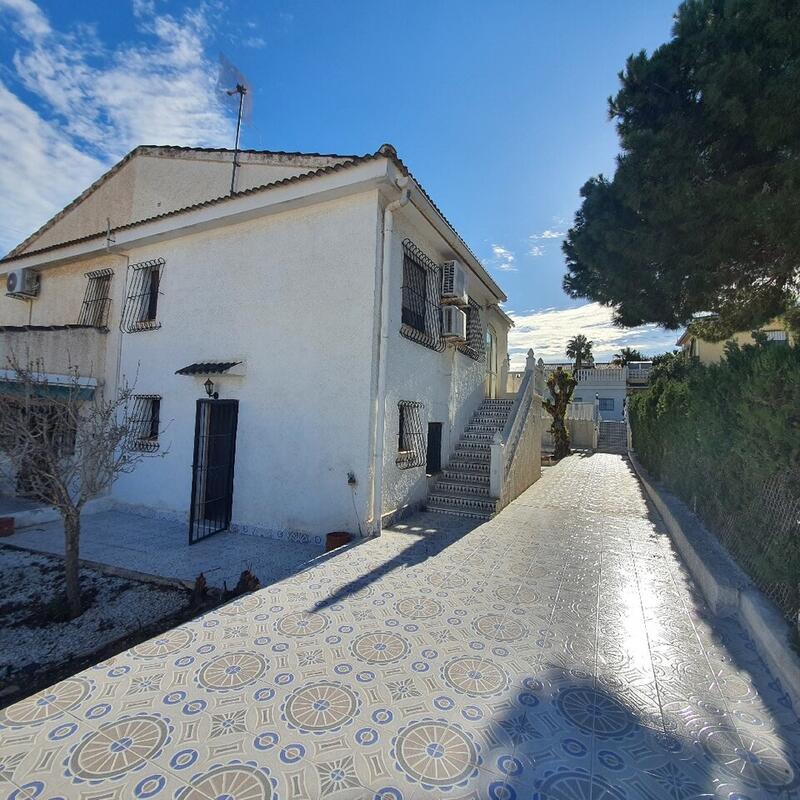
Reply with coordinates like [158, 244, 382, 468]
[77, 269, 113, 327]
[400, 239, 444, 352]
[457, 298, 485, 361]
[120, 258, 164, 333]
[396, 400, 425, 469]
[764, 329, 789, 344]
[129, 394, 161, 451]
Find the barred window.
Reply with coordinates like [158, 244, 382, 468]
[396, 400, 425, 469]
[764, 329, 788, 344]
[120, 258, 164, 333]
[77, 269, 113, 327]
[129, 394, 161, 451]
[400, 239, 444, 352]
[457, 298, 485, 361]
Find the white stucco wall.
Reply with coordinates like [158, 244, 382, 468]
[110, 190, 380, 538]
[379, 204, 508, 518]
[14, 150, 352, 256]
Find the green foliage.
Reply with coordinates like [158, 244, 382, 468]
[544, 368, 578, 459]
[629, 340, 800, 616]
[613, 347, 644, 365]
[565, 334, 593, 369]
[563, 0, 800, 338]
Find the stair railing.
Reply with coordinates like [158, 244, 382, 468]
[489, 349, 544, 508]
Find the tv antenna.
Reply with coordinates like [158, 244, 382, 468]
[217, 54, 253, 195]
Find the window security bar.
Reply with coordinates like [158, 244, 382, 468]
[129, 394, 161, 451]
[77, 268, 113, 328]
[400, 239, 444, 352]
[120, 258, 165, 333]
[458, 297, 485, 361]
[397, 400, 426, 469]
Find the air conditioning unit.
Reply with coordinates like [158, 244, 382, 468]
[442, 305, 467, 341]
[441, 259, 468, 306]
[6, 267, 39, 298]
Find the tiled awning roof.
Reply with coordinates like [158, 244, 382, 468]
[175, 361, 241, 376]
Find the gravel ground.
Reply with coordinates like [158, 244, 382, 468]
[0, 545, 190, 698]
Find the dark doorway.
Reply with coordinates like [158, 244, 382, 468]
[189, 399, 239, 544]
[426, 422, 442, 474]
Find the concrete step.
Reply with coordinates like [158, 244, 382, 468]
[462, 431, 496, 442]
[444, 459, 490, 474]
[427, 491, 498, 512]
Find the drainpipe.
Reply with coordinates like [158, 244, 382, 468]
[368, 175, 410, 536]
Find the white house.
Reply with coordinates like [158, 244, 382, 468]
[0, 144, 542, 545]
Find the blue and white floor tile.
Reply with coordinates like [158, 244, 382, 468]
[2, 453, 799, 799]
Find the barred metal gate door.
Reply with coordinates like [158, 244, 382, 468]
[189, 399, 239, 544]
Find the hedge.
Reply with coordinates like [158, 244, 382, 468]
[628, 342, 800, 621]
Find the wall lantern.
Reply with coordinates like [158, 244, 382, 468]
[204, 378, 218, 399]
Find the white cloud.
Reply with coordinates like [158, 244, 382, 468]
[489, 244, 516, 272]
[530, 229, 564, 240]
[506, 302, 679, 368]
[528, 245, 545, 257]
[0, 0, 50, 39]
[0, 0, 234, 252]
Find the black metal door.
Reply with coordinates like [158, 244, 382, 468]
[189, 399, 239, 544]
[426, 422, 442, 474]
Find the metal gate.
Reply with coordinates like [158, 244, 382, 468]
[189, 399, 239, 544]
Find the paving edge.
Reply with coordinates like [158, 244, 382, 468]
[628, 450, 800, 713]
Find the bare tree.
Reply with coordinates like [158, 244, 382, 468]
[0, 355, 161, 618]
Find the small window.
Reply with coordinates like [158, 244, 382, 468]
[120, 258, 165, 333]
[399, 239, 444, 352]
[764, 329, 788, 344]
[130, 395, 161, 451]
[77, 269, 113, 327]
[574, 396, 583, 403]
[458, 298, 485, 361]
[396, 400, 425, 469]
[598, 398, 615, 411]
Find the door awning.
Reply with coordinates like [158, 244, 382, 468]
[175, 361, 241, 376]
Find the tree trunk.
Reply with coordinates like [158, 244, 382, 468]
[63, 508, 81, 618]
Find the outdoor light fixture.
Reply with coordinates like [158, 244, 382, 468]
[204, 378, 217, 399]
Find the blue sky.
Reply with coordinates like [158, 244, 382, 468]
[0, 0, 682, 362]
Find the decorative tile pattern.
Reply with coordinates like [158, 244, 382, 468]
[2, 453, 799, 799]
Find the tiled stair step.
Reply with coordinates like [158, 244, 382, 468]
[453, 450, 490, 463]
[462, 432, 497, 442]
[434, 480, 491, 497]
[427, 492, 498, 514]
[444, 459, 490, 474]
[456, 440, 491, 451]
[466, 422, 505, 432]
[441, 470, 489, 485]
[425, 502, 493, 521]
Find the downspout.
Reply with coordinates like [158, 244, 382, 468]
[368, 175, 410, 535]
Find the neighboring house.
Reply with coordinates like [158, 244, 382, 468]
[0, 144, 538, 543]
[509, 361, 652, 422]
[677, 318, 794, 364]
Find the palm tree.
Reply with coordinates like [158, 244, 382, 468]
[613, 347, 644, 366]
[566, 334, 594, 370]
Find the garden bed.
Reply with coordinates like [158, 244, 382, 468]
[0, 545, 192, 706]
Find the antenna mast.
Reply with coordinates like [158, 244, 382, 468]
[228, 83, 247, 195]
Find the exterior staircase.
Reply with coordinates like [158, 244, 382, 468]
[597, 420, 627, 453]
[426, 398, 515, 520]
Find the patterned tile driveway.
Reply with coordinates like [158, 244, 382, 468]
[2, 453, 799, 799]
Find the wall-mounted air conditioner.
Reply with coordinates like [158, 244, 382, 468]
[442, 305, 467, 341]
[5, 267, 40, 298]
[441, 260, 468, 306]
